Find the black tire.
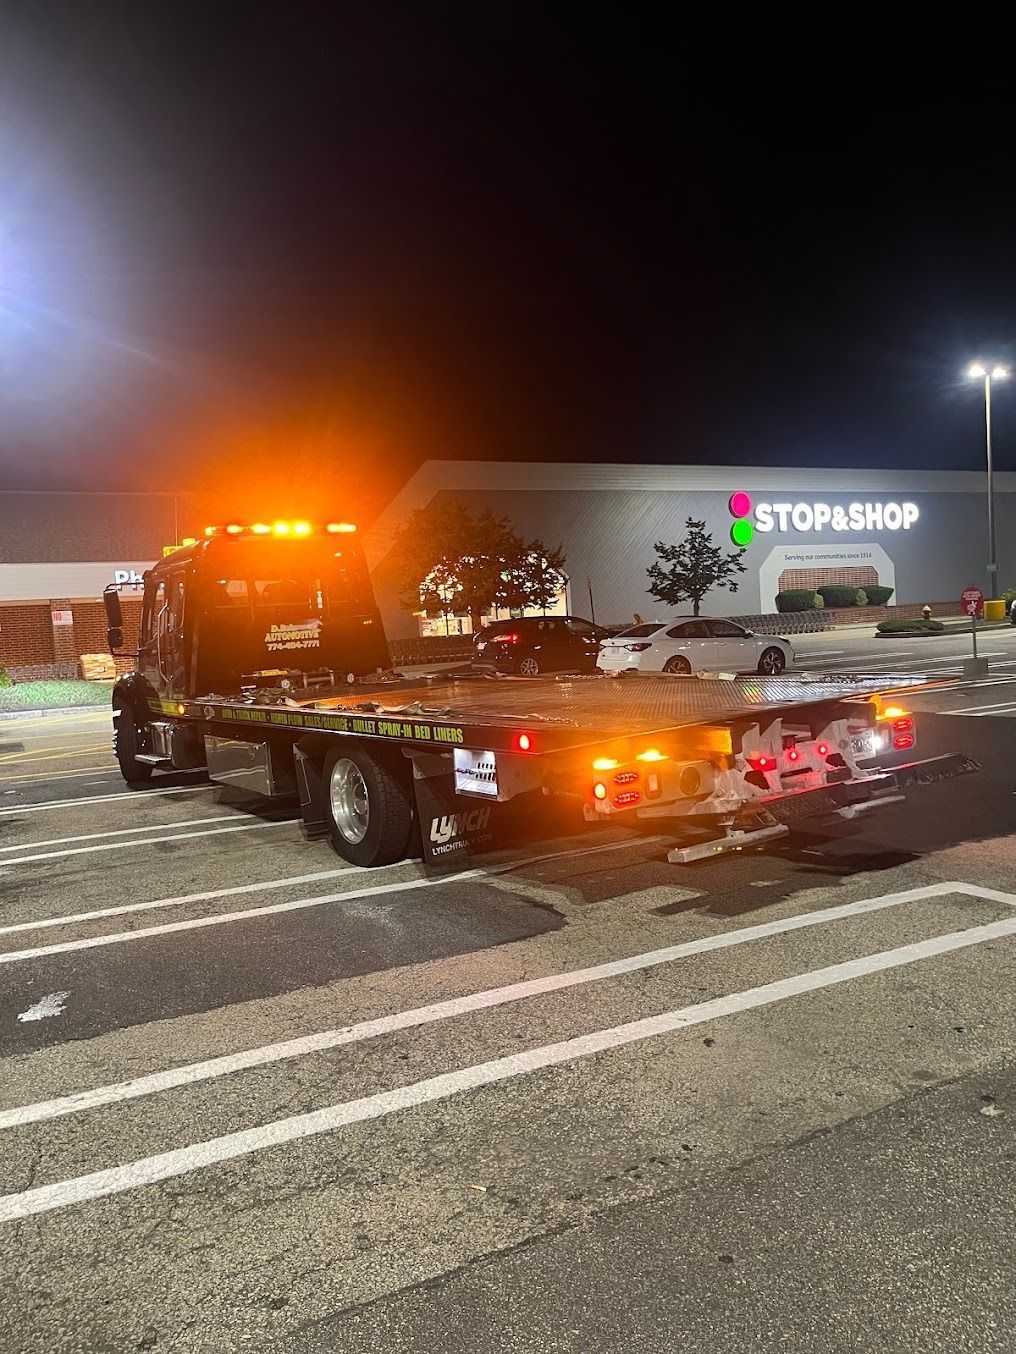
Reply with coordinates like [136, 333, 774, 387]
[664, 656, 692, 675]
[758, 647, 786, 676]
[322, 745, 413, 867]
[112, 700, 153, 784]
[518, 656, 540, 677]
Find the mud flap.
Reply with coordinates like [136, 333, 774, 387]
[410, 751, 498, 867]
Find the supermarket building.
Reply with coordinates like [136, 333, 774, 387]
[0, 465, 1011, 674]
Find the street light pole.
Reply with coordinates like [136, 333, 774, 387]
[967, 361, 1008, 599]
[984, 370, 996, 598]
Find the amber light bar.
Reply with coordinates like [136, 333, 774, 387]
[197, 520, 357, 540]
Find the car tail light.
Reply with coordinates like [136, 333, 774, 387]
[612, 790, 642, 807]
[893, 733, 915, 750]
[514, 731, 534, 752]
[487, 631, 519, 644]
[892, 717, 914, 733]
[625, 642, 651, 652]
[747, 754, 776, 772]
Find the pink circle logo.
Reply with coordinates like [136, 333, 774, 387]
[728, 491, 752, 519]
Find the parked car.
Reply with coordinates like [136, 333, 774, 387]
[472, 615, 608, 676]
[596, 618, 794, 675]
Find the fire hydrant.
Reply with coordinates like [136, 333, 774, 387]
[922, 604, 932, 621]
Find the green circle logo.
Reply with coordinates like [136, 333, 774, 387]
[730, 517, 754, 547]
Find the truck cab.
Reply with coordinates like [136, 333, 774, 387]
[105, 520, 389, 777]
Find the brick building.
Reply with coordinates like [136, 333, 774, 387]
[0, 491, 197, 679]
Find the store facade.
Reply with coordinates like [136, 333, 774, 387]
[364, 462, 1016, 639]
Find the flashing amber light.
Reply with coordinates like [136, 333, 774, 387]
[292, 520, 312, 537]
[515, 731, 534, 752]
[272, 521, 292, 536]
[225, 523, 243, 535]
[326, 522, 357, 534]
[180, 536, 197, 547]
[593, 781, 608, 800]
[881, 705, 907, 720]
[204, 525, 217, 537]
[593, 756, 619, 771]
[250, 523, 271, 535]
[636, 748, 667, 762]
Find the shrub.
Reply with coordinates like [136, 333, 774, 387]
[776, 589, 822, 613]
[0, 666, 10, 688]
[1003, 588, 1016, 610]
[863, 585, 895, 607]
[818, 584, 868, 608]
[876, 618, 945, 634]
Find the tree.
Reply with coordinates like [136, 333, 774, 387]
[390, 499, 568, 629]
[646, 518, 747, 616]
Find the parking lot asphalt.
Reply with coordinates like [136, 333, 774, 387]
[1, 635, 1015, 1353]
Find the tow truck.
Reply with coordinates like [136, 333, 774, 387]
[101, 519, 977, 868]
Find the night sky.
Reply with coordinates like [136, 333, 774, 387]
[1, 4, 1015, 518]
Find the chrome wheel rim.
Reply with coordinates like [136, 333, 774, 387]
[761, 650, 783, 674]
[329, 758, 369, 843]
[519, 657, 539, 676]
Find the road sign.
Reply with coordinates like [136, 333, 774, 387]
[961, 586, 984, 618]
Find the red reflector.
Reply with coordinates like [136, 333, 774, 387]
[893, 733, 915, 750]
[612, 790, 642, 807]
[515, 732, 534, 752]
[892, 717, 914, 732]
[612, 770, 639, 785]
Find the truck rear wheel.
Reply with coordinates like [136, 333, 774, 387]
[323, 746, 413, 867]
[113, 700, 153, 785]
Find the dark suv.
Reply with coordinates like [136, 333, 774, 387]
[472, 615, 607, 676]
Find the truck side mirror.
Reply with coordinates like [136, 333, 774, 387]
[103, 584, 125, 651]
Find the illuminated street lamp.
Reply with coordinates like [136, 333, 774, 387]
[967, 360, 1009, 597]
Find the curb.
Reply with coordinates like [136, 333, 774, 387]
[0, 704, 110, 722]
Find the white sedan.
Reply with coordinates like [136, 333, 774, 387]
[597, 618, 795, 676]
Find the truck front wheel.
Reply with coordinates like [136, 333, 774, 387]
[323, 747, 413, 867]
[112, 700, 153, 785]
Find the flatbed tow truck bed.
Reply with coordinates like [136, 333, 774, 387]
[178, 669, 974, 866]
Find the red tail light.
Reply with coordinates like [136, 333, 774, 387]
[624, 642, 651, 652]
[816, 742, 831, 757]
[514, 731, 534, 753]
[612, 790, 642, 807]
[747, 754, 776, 772]
[487, 631, 519, 644]
[892, 717, 914, 733]
[786, 748, 801, 763]
[612, 770, 639, 785]
[893, 733, 915, 750]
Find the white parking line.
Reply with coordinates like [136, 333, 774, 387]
[0, 815, 252, 855]
[3, 895, 1014, 1222]
[0, 835, 663, 964]
[0, 819, 296, 870]
[0, 867, 357, 937]
[944, 698, 1016, 715]
[0, 880, 1000, 1130]
[0, 785, 210, 816]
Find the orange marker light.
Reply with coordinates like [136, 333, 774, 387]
[250, 523, 271, 535]
[636, 748, 666, 762]
[593, 756, 619, 771]
[292, 520, 312, 537]
[881, 705, 907, 720]
[204, 525, 217, 537]
[225, 523, 243, 535]
[180, 536, 197, 547]
[326, 522, 357, 534]
[272, 521, 291, 536]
